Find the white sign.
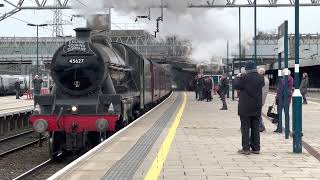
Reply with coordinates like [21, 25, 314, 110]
[278, 37, 284, 53]
[64, 40, 87, 53]
[69, 58, 85, 64]
[295, 64, 300, 73]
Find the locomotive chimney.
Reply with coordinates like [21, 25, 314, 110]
[74, 28, 91, 41]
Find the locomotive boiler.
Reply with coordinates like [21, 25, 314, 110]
[29, 28, 172, 159]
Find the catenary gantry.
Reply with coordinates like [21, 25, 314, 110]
[1, 0, 320, 21]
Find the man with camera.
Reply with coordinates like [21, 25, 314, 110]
[233, 60, 265, 155]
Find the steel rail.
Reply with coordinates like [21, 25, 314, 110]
[0, 130, 33, 142]
[0, 137, 47, 157]
[12, 158, 52, 180]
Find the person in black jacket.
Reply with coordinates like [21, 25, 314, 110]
[233, 60, 265, 155]
[219, 74, 229, 110]
[194, 75, 200, 100]
[14, 79, 21, 99]
[198, 76, 205, 101]
[204, 77, 213, 102]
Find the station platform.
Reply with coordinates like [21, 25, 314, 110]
[50, 92, 320, 180]
[0, 95, 33, 115]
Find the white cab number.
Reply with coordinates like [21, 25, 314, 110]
[69, 58, 85, 64]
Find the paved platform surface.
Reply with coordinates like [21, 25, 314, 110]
[264, 93, 320, 156]
[130, 92, 320, 180]
[0, 95, 33, 115]
[50, 92, 320, 180]
[49, 93, 182, 180]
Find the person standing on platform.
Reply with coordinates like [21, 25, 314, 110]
[14, 79, 21, 99]
[198, 76, 205, 101]
[32, 75, 43, 96]
[194, 75, 200, 100]
[233, 60, 264, 155]
[219, 74, 229, 110]
[258, 68, 269, 132]
[300, 72, 309, 104]
[204, 77, 213, 102]
[274, 69, 294, 132]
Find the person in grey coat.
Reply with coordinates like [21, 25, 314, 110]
[299, 73, 309, 104]
[233, 60, 265, 155]
[32, 75, 43, 96]
[258, 68, 269, 132]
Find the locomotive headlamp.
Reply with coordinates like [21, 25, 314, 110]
[33, 119, 48, 133]
[96, 119, 109, 132]
[71, 106, 78, 112]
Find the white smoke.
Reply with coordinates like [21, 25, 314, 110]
[71, 0, 239, 63]
[153, 9, 238, 62]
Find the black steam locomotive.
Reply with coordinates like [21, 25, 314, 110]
[30, 28, 172, 159]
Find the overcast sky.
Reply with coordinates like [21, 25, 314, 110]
[1, 5, 319, 36]
[0, 0, 319, 60]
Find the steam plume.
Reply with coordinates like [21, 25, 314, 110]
[71, 0, 239, 63]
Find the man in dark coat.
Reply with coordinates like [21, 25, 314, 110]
[204, 77, 213, 102]
[194, 75, 200, 100]
[233, 60, 265, 155]
[198, 76, 205, 101]
[299, 72, 309, 104]
[32, 75, 43, 96]
[14, 79, 21, 99]
[219, 74, 229, 110]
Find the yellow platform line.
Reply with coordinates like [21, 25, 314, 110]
[144, 92, 187, 180]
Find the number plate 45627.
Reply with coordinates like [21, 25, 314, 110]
[69, 58, 85, 64]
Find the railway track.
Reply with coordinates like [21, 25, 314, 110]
[0, 131, 46, 158]
[13, 158, 52, 180]
[0, 130, 76, 179]
[0, 130, 33, 142]
[12, 155, 78, 180]
[0, 138, 50, 180]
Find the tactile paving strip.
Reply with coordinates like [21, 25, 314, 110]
[102, 94, 182, 180]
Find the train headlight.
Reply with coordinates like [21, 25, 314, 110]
[33, 119, 48, 133]
[96, 119, 108, 132]
[71, 106, 78, 112]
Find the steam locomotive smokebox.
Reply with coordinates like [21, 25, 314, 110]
[51, 28, 108, 96]
[87, 14, 111, 31]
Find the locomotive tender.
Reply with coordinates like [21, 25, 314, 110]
[30, 28, 172, 159]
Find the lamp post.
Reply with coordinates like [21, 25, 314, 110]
[27, 23, 48, 75]
[254, 0, 257, 63]
[293, 0, 303, 153]
[227, 41, 230, 98]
